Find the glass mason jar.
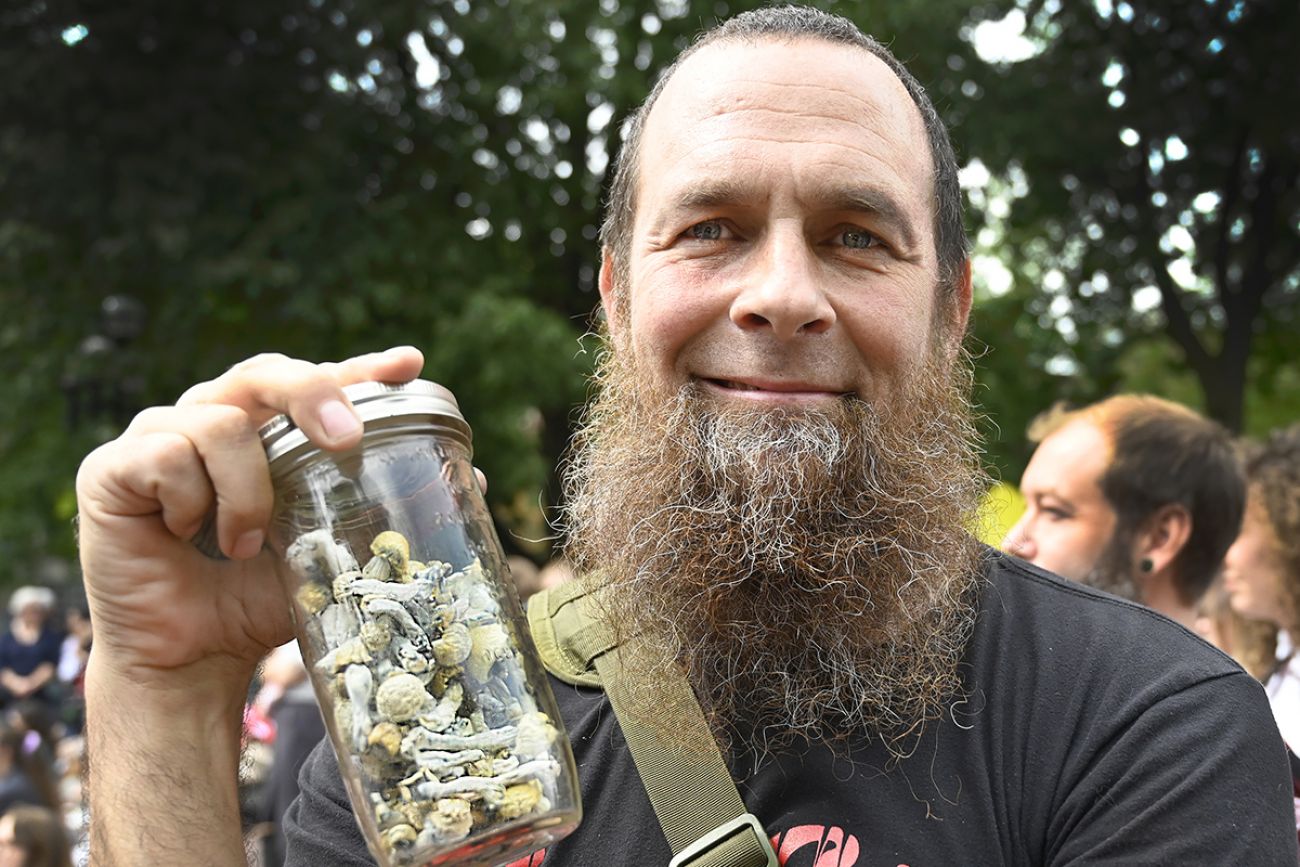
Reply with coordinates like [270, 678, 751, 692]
[260, 380, 581, 867]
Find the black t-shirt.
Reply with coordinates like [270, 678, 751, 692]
[284, 551, 1298, 865]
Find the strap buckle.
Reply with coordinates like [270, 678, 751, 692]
[668, 813, 778, 867]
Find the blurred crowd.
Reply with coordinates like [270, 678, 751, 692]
[0, 586, 91, 867]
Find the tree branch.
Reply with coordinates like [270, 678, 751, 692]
[1214, 128, 1249, 308]
[1130, 132, 1213, 377]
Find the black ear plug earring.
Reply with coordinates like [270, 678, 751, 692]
[1139, 558, 1154, 573]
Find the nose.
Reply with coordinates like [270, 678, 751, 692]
[1001, 515, 1035, 560]
[729, 229, 835, 340]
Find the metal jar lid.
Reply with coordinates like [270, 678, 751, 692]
[260, 379, 472, 466]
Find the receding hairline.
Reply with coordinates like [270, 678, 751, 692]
[601, 8, 971, 308]
[629, 34, 936, 228]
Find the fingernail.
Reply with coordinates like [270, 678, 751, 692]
[384, 345, 415, 358]
[232, 529, 264, 560]
[319, 400, 361, 441]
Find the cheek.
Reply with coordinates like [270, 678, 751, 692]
[1257, 567, 1289, 611]
[1056, 525, 1110, 575]
[839, 293, 934, 371]
[628, 279, 727, 368]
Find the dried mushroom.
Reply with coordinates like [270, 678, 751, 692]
[287, 527, 563, 865]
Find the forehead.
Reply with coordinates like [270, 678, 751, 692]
[1027, 421, 1113, 491]
[635, 38, 935, 230]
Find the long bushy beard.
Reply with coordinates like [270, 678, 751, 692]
[560, 332, 987, 761]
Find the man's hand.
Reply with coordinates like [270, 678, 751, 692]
[75, 346, 425, 866]
[77, 346, 424, 686]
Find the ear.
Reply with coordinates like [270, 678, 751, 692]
[1135, 503, 1193, 575]
[953, 258, 973, 334]
[598, 248, 621, 336]
[941, 259, 973, 357]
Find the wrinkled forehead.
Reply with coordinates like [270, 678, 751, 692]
[637, 37, 935, 207]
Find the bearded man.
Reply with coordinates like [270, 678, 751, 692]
[76, 7, 1295, 866]
[1002, 395, 1246, 629]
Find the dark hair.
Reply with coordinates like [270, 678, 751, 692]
[5, 805, 73, 867]
[599, 5, 967, 298]
[1240, 424, 1300, 623]
[0, 723, 59, 812]
[8, 703, 55, 761]
[1035, 395, 1245, 605]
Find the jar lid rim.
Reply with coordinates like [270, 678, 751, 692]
[260, 379, 471, 464]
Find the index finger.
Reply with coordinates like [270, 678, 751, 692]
[178, 346, 425, 451]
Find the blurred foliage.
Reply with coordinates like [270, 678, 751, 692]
[960, 0, 1300, 475]
[0, 0, 1296, 583]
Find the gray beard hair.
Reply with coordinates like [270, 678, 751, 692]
[560, 335, 988, 762]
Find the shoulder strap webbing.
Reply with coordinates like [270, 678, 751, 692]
[528, 585, 777, 867]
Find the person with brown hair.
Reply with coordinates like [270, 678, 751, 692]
[1195, 577, 1278, 681]
[1224, 424, 1300, 750]
[73, 6, 1295, 865]
[0, 723, 58, 819]
[1003, 395, 1246, 628]
[0, 806, 73, 867]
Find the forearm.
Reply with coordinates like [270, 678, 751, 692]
[26, 662, 54, 691]
[86, 655, 251, 867]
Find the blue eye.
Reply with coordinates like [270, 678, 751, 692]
[841, 228, 877, 249]
[689, 221, 724, 240]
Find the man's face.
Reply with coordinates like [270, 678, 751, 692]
[1003, 419, 1122, 583]
[601, 38, 966, 404]
[569, 38, 985, 756]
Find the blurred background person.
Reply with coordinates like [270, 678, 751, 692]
[1196, 577, 1278, 680]
[0, 722, 59, 817]
[251, 642, 323, 867]
[537, 557, 573, 595]
[54, 606, 89, 738]
[1003, 395, 1244, 627]
[5, 706, 56, 776]
[0, 805, 73, 867]
[0, 591, 62, 715]
[505, 555, 544, 603]
[1223, 423, 1300, 751]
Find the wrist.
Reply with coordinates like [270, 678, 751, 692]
[85, 651, 254, 751]
[85, 656, 249, 866]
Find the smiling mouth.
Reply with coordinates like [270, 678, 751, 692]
[702, 377, 850, 399]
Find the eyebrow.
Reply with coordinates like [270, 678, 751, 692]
[817, 185, 919, 251]
[655, 178, 920, 251]
[1032, 490, 1077, 512]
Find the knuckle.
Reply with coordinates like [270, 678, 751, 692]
[176, 380, 216, 405]
[229, 352, 291, 373]
[74, 443, 115, 497]
[147, 432, 200, 478]
[198, 403, 255, 442]
[123, 404, 177, 434]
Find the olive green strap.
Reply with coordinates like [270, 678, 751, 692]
[528, 587, 777, 867]
[528, 580, 602, 687]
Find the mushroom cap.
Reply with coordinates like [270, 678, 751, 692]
[371, 530, 411, 575]
[376, 672, 434, 722]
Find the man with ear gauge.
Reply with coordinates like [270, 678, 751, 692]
[74, 7, 1295, 866]
[1002, 394, 1246, 630]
